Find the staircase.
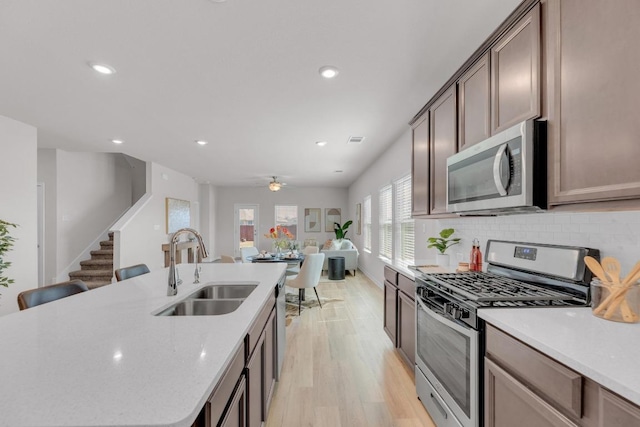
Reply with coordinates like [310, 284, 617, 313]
[69, 232, 114, 289]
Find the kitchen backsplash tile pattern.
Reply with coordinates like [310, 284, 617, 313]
[438, 210, 640, 272]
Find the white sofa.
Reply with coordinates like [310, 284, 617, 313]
[319, 239, 359, 276]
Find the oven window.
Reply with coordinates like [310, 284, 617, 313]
[417, 305, 471, 417]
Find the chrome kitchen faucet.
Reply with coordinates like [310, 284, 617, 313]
[167, 228, 209, 296]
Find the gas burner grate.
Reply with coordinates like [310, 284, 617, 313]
[424, 272, 576, 303]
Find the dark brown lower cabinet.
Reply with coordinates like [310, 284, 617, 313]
[485, 358, 578, 427]
[219, 375, 247, 427]
[397, 290, 415, 368]
[383, 280, 397, 345]
[197, 292, 278, 427]
[263, 309, 277, 414]
[382, 266, 416, 371]
[248, 329, 266, 427]
[485, 324, 640, 427]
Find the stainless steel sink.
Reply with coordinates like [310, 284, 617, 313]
[156, 299, 245, 316]
[186, 284, 257, 300]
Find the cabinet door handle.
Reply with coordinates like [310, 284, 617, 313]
[430, 392, 448, 419]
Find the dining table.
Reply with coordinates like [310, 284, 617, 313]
[247, 253, 305, 265]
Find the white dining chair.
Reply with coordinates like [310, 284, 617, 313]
[286, 253, 325, 315]
[220, 255, 236, 263]
[285, 245, 319, 276]
[240, 247, 259, 263]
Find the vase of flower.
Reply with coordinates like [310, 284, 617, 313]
[264, 225, 295, 258]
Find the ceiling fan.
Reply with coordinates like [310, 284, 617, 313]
[268, 176, 287, 192]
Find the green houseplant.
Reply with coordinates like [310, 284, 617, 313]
[428, 228, 460, 267]
[0, 220, 18, 293]
[334, 220, 353, 240]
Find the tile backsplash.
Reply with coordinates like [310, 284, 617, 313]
[438, 210, 640, 273]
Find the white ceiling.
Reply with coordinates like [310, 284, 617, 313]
[0, 0, 520, 188]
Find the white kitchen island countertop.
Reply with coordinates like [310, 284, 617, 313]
[0, 262, 286, 427]
[479, 306, 640, 406]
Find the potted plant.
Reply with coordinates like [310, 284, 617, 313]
[0, 220, 18, 295]
[334, 220, 353, 241]
[428, 228, 460, 268]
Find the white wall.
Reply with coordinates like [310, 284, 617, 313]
[117, 162, 200, 271]
[55, 151, 133, 278]
[0, 116, 38, 316]
[199, 184, 218, 258]
[37, 150, 134, 282]
[213, 186, 349, 258]
[124, 154, 147, 205]
[37, 148, 57, 285]
[348, 129, 437, 287]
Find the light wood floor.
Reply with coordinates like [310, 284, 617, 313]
[266, 273, 435, 427]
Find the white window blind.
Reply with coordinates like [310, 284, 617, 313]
[379, 185, 392, 259]
[363, 196, 372, 251]
[394, 174, 414, 265]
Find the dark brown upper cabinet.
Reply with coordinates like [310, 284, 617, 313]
[458, 53, 491, 151]
[429, 85, 457, 216]
[411, 113, 430, 217]
[545, 0, 640, 206]
[491, 3, 541, 134]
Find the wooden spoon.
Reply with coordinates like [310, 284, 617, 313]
[622, 260, 640, 286]
[602, 257, 622, 285]
[584, 256, 611, 286]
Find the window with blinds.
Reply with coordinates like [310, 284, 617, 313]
[379, 185, 392, 259]
[394, 174, 414, 265]
[363, 196, 372, 251]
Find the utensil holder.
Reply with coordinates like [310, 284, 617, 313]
[591, 280, 640, 323]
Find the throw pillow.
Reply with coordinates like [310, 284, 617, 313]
[341, 240, 354, 250]
[330, 239, 342, 251]
[323, 239, 333, 250]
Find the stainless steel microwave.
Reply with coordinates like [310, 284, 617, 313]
[446, 119, 546, 215]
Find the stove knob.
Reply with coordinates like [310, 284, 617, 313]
[452, 306, 461, 319]
[444, 302, 452, 314]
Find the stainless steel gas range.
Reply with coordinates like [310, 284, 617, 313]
[414, 240, 599, 427]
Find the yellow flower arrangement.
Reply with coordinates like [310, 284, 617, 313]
[264, 225, 295, 250]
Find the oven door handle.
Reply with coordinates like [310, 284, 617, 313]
[429, 392, 448, 420]
[416, 296, 475, 338]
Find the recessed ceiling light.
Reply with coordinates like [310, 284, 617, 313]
[111, 139, 124, 144]
[89, 62, 116, 75]
[319, 66, 339, 79]
[195, 140, 208, 146]
[315, 141, 327, 146]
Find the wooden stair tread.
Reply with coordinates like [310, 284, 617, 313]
[90, 249, 114, 255]
[69, 270, 113, 277]
[80, 259, 113, 265]
[70, 232, 115, 284]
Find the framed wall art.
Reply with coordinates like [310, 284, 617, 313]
[356, 203, 362, 235]
[325, 208, 341, 232]
[166, 197, 191, 233]
[304, 208, 321, 232]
